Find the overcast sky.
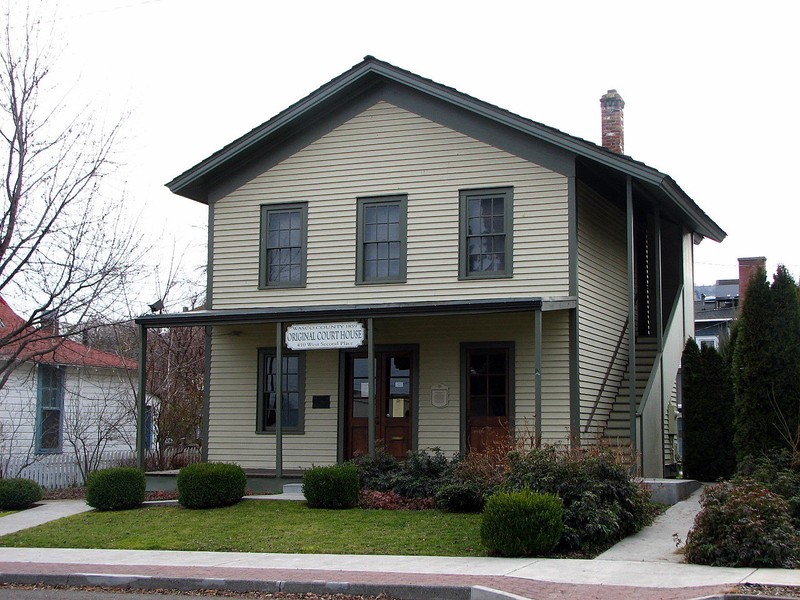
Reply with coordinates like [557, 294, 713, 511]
[40, 0, 800, 305]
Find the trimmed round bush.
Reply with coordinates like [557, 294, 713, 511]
[303, 463, 359, 509]
[0, 478, 43, 509]
[481, 490, 563, 557]
[435, 481, 486, 513]
[685, 479, 799, 568]
[86, 467, 145, 511]
[177, 462, 246, 509]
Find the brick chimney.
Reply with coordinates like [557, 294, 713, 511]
[600, 89, 625, 154]
[738, 256, 767, 305]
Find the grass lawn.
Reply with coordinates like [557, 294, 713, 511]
[0, 500, 485, 556]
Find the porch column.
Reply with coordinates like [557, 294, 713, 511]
[367, 318, 375, 457]
[534, 308, 543, 447]
[275, 321, 283, 478]
[626, 176, 637, 450]
[654, 208, 665, 477]
[136, 323, 147, 470]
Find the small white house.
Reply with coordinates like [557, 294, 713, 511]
[0, 296, 141, 487]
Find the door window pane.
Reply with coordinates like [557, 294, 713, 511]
[467, 349, 508, 418]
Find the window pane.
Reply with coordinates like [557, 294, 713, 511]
[41, 409, 60, 450]
[262, 353, 302, 429]
[470, 395, 487, 417]
[488, 395, 506, 417]
[264, 207, 303, 285]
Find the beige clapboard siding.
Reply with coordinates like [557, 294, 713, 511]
[211, 101, 569, 309]
[206, 311, 572, 469]
[576, 182, 629, 442]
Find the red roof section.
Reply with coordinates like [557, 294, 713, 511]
[0, 296, 136, 370]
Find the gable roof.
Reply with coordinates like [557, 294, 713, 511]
[167, 56, 725, 243]
[0, 296, 136, 370]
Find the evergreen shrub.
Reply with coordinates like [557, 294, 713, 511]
[351, 447, 450, 499]
[304, 463, 359, 509]
[480, 490, 563, 557]
[682, 339, 736, 481]
[177, 462, 246, 509]
[0, 478, 43, 509]
[504, 447, 651, 551]
[86, 467, 145, 511]
[434, 481, 486, 512]
[685, 479, 799, 568]
[737, 451, 800, 527]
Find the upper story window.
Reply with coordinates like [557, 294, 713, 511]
[259, 203, 307, 288]
[356, 195, 407, 284]
[36, 364, 64, 453]
[459, 187, 513, 279]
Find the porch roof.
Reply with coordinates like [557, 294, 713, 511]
[134, 296, 576, 328]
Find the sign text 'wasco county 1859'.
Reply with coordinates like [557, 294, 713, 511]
[285, 322, 365, 350]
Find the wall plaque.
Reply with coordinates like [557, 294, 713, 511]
[431, 384, 449, 408]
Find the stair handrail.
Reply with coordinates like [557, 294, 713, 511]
[636, 284, 684, 418]
[583, 316, 629, 434]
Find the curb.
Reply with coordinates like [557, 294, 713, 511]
[0, 572, 528, 600]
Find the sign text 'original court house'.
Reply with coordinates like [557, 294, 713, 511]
[285, 322, 365, 350]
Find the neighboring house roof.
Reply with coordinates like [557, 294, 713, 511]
[167, 55, 726, 243]
[0, 296, 136, 370]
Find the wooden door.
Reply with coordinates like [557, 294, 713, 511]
[465, 347, 509, 453]
[345, 351, 413, 460]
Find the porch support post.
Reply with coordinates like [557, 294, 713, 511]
[654, 209, 664, 352]
[136, 323, 147, 470]
[367, 317, 375, 458]
[275, 321, 283, 479]
[655, 207, 665, 476]
[626, 176, 637, 450]
[534, 308, 543, 447]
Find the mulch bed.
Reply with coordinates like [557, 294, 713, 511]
[42, 488, 179, 502]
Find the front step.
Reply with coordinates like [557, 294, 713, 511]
[283, 483, 303, 494]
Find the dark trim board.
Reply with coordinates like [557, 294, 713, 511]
[135, 297, 577, 328]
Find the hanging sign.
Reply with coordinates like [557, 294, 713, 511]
[285, 321, 365, 350]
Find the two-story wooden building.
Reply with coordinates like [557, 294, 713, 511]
[136, 57, 725, 481]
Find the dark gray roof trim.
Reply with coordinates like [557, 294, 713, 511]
[167, 56, 725, 243]
[135, 297, 569, 328]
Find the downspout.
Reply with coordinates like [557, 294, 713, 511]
[534, 308, 542, 447]
[626, 176, 637, 450]
[367, 318, 375, 458]
[275, 321, 283, 479]
[136, 323, 147, 470]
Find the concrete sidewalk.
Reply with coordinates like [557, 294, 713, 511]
[0, 492, 797, 599]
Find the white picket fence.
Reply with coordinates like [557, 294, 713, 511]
[3, 447, 201, 488]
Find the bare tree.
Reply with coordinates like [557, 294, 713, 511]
[62, 369, 135, 484]
[0, 4, 143, 388]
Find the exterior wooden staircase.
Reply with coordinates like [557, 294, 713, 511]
[603, 337, 658, 446]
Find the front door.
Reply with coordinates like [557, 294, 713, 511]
[345, 351, 413, 460]
[465, 346, 510, 452]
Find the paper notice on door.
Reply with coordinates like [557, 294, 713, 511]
[392, 397, 406, 418]
[360, 382, 369, 397]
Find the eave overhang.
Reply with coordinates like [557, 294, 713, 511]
[167, 56, 725, 243]
[135, 297, 576, 328]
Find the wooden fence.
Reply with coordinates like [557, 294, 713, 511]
[3, 446, 201, 489]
